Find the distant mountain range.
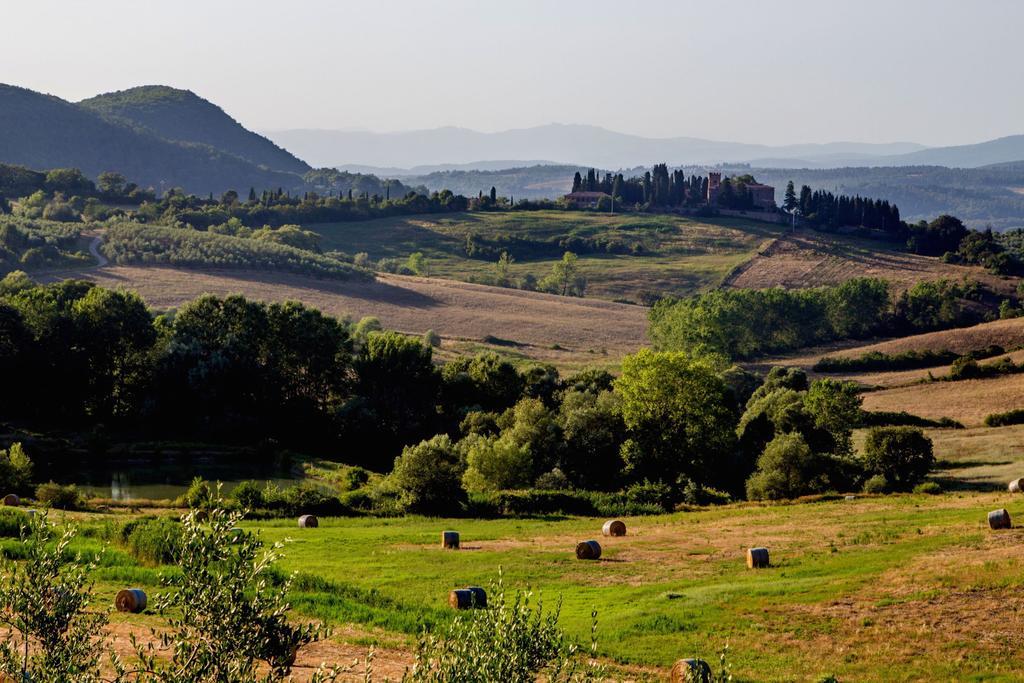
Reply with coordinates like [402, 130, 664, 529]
[266, 124, 1024, 172]
[265, 124, 933, 170]
[0, 84, 308, 195]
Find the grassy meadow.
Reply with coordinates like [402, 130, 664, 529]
[27, 488, 1024, 682]
[308, 211, 774, 302]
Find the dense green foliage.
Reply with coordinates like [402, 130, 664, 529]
[0, 512, 106, 682]
[652, 276, 996, 360]
[860, 427, 935, 491]
[102, 222, 368, 278]
[814, 346, 1005, 373]
[0, 216, 90, 272]
[406, 578, 600, 683]
[649, 278, 891, 358]
[983, 408, 1024, 427]
[0, 443, 32, 495]
[860, 411, 963, 429]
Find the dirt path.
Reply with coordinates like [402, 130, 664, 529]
[87, 232, 108, 267]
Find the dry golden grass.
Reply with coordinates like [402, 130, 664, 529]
[50, 265, 648, 366]
[861, 372, 1024, 427]
[927, 424, 1024, 490]
[754, 317, 1024, 378]
[727, 230, 1016, 294]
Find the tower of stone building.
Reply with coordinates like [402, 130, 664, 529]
[706, 172, 722, 205]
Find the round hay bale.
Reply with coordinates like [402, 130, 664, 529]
[575, 540, 602, 560]
[2, 494, 19, 507]
[441, 530, 460, 549]
[1009, 478, 1024, 494]
[298, 514, 318, 528]
[602, 519, 626, 537]
[747, 547, 770, 569]
[988, 508, 1012, 530]
[670, 658, 712, 683]
[115, 588, 147, 614]
[448, 586, 487, 609]
[844, 495, 856, 501]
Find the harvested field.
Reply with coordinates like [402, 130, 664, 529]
[927, 423, 1024, 490]
[753, 316, 1024, 377]
[47, 264, 648, 367]
[861, 372, 1024, 427]
[726, 229, 1016, 294]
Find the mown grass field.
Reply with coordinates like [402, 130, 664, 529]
[32, 490, 1024, 682]
[308, 211, 773, 302]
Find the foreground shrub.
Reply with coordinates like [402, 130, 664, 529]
[404, 576, 602, 683]
[34, 482, 81, 510]
[124, 503, 340, 682]
[861, 427, 934, 491]
[0, 511, 106, 682]
[122, 516, 181, 565]
[0, 509, 25, 538]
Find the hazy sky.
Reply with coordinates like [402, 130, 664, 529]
[4, 0, 1022, 146]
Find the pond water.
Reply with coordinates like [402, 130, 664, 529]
[43, 456, 303, 502]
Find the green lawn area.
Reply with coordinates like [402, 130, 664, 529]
[44, 491, 1024, 682]
[307, 211, 775, 302]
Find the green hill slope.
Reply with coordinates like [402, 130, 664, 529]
[0, 84, 302, 195]
[79, 85, 309, 174]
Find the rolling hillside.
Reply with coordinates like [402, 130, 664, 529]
[79, 86, 310, 174]
[0, 84, 303, 195]
[48, 264, 648, 368]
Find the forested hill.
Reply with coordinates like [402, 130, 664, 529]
[0, 84, 303, 196]
[79, 86, 310, 175]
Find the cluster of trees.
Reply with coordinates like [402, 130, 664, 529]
[150, 186, 470, 230]
[786, 182, 902, 234]
[571, 165, 704, 207]
[0, 216, 91, 273]
[101, 222, 366, 279]
[0, 276, 935, 514]
[650, 277, 996, 360]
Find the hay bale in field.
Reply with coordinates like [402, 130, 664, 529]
[1009, 478, 1024, 493]
[115, 588, 147, 613]
[844, 495, 856, 501]
[670, 658, 712, 682]
[988, 509, 1012, 529]
[298, 514, 318, 528]
[448, 586, 487, 609]
[441, 530, 460, 549]
[602, 519, 626, 537]
[2, 494, 18, 507]
[747, 547, 770, 569]
[575, 540, 602, 560]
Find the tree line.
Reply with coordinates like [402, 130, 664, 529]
[0, 274, 935, 518]
[649, 277, 998, 360]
